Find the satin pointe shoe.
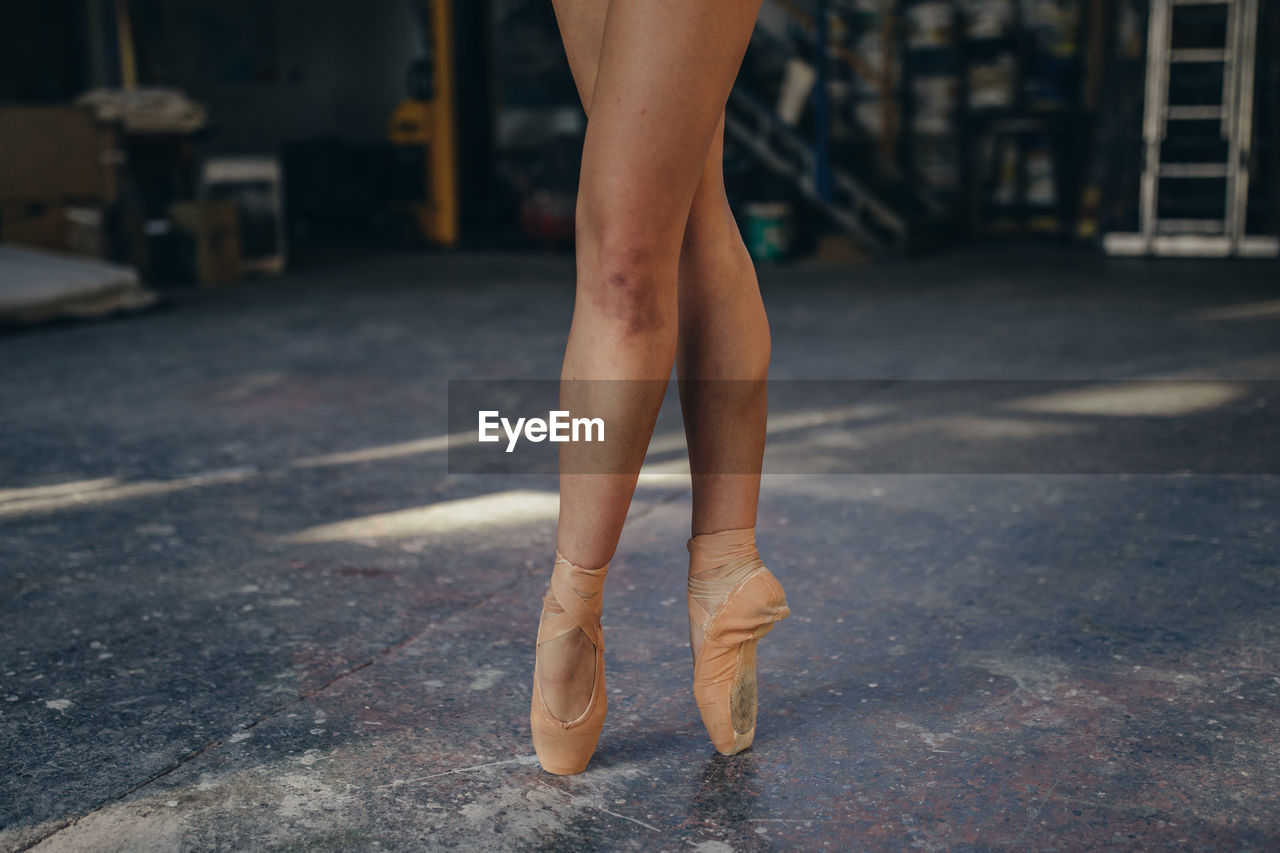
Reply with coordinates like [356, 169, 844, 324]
[530, 551, 609, 775]
[687, 527, 790, 755]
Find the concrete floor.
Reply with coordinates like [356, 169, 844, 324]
[1, 247, 1277, 851]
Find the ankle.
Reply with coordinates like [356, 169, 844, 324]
[687, 527, 761, 578]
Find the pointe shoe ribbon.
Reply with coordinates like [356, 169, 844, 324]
[530, 551, 609, 775]
[688, 528, 789, 755]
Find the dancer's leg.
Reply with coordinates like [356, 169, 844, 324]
[549, 2, 769, 543]
[675, 134, 784, 755]
[540, 0, 763, 723]
[550, 0, 606, 114]
[676, 118, 771, 537]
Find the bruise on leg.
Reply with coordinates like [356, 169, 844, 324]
[591, 268, 668, 337]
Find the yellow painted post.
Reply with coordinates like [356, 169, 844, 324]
[430, 0, 460, 246]
[116, 0, 138, 90]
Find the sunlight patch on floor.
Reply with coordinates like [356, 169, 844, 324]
[0, 476, 121, 503]
[1003, 381, 1247, 417]
[927, 414, 1087, 440]
[0, 469, 254, 519]
[766, 403, 892, 432]
[279, 489, 560, 544]
[1187, 299, 1280, 322]
[641, 403, 890, 462]
[292, 432, 468, 467]
[636, 457, 693, 488]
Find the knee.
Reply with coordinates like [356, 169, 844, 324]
[576, 205, 679, 337]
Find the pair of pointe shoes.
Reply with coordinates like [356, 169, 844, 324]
[530, 528, 790, 775]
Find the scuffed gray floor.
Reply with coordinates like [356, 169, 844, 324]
[1, 247, 1277, 851]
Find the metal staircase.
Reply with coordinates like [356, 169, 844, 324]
[726, 88, 909, 249]
[726, 0, 948, 253]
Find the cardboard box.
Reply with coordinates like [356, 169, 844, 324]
[202, 158, 287, 275]
[169, 200, 242, 285]
[66, 206, 109, 258]
[0, 107, 120, 204]
[1, 202, 111, 259]
[1, 202, 69, 252]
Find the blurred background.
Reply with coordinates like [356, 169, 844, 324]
[1, 0, 1277, 317]
[3, 5, 1280, 847]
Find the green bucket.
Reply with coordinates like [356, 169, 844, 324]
[743, 202, 794, 262]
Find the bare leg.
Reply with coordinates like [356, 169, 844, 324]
[539, 0, 764, 722]
[675, 151, 781, 754]
[676, 118, 771, 538]
[554, 0, 769, 537]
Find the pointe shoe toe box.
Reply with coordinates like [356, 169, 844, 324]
[530, 552, 610, 775]
[692, 568, 789, 754]
[531, 681, 607, 775]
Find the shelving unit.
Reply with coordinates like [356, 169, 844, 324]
[720, 0, 1274, 252]
[726, 0, 951, 251]
[895, 0, 1091, 237]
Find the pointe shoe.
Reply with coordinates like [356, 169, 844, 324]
[530, 551, 609, 775]
[687, 528, 790, 755]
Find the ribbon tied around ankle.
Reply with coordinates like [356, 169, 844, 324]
[538, 551, 609, 651]
[687, 528, 766, 602]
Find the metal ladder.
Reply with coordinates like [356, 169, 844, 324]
[1104, 0, 1278, 257]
